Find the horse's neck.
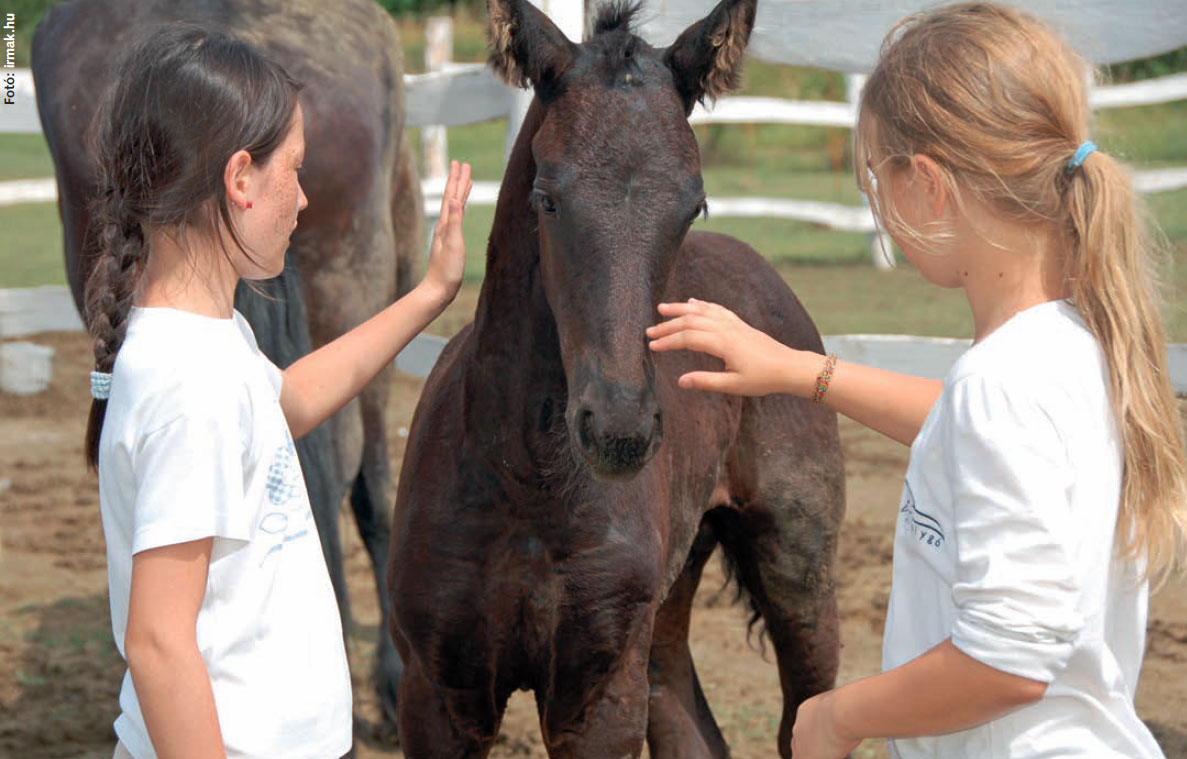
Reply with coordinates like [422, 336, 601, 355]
[464, 100, 569, 462]
[472, 99, 548, 345]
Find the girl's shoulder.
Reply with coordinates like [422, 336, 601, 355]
[109, 308, 260, 427]
[944, 300, 1110, 421]
[951, 300, 1102, 386]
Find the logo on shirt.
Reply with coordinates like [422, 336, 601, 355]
[259, 439, 312, 564]
[899, 480, 945, 550]
[265, 438, 303, 506]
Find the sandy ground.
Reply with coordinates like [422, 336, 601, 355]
[1, 329, 1184, 759]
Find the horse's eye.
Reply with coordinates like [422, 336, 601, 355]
[535, 192, 558, 217]
[688, 200, 708, 226]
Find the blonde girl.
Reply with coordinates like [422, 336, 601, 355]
[647, 3, 1187, 757]
[85, 27, 471, 759]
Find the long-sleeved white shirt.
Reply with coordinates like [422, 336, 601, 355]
[884, 299, 1162, 758]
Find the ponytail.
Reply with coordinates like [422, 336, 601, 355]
[82, 184, 146, 469]
[1064, 152, 1187, 587]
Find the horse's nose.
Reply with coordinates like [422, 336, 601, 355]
[573, 389, 663, 480]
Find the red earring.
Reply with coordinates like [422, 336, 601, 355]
[246, 201, 254, 209]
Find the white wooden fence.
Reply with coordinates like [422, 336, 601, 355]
[2, 0, 1186, 388]
[3, 11, 1186, 251]
[6, 284, 1187, 391]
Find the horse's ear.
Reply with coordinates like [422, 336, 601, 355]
[663, 0, 756, 114]
[487, 0, 578, 91]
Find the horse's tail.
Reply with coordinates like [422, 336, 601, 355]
[703, 506, 771, 656]
[392, 130, 424, 300]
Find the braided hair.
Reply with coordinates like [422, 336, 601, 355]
[83, 25, 299, 468]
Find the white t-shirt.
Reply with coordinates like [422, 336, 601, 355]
[98, 307, 351, 759]
[885, 299, 1162, 758]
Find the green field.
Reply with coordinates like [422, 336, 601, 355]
[3, 14, 1185, 340]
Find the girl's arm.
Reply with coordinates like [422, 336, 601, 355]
[280, 161, 472, 439]
[125, 538, 225, 759]
[646, 299, 941, 445]
[792, 638, 1046, 758]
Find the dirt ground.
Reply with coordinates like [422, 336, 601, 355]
[1, 329, 1184, 759]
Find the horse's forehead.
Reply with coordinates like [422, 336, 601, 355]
[541, 76, 693, 155]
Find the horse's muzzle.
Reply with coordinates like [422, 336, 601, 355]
[571, 390, 663, 480]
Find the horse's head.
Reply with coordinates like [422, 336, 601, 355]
[488, 0, 755, 480]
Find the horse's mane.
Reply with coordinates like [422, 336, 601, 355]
[591, 0, 644, 38]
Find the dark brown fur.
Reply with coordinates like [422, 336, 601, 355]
[32, 0, 422, 731]
[389, 1, 846, 757]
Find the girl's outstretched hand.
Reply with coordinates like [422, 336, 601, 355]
[647, 298, 814, 397]
[423, 160, 473, 304]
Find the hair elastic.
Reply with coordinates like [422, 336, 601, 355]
[90, 371, 113, 400]
[1067, 140, 1097, 173]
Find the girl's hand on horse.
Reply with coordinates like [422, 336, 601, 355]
[647, 298, 820, 397]
[790, 689, 862, 759]
[423, 160, 473, 306]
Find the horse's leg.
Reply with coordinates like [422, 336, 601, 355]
[646, 519, 729, 759]
[297, 196, 401, 721]
[395, 656, 505, 759]
[538, 641, 653, 759]
[357, 125, 424, 725]
[713, 439, 846, 759]
[348, 374, 401, 724]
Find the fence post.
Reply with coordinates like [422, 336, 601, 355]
[422, 16, 453, 184]
[504, 0, 584, 161]
[847, 73, 895, 269]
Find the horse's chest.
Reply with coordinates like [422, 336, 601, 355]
[486, 522, 663, 656]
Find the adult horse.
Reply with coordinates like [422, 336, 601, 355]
[388, 0, 846, 756]
[32, 0, 420, 728]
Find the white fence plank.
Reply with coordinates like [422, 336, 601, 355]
[0, 177, 56, 205]
[1090, 72, 1187, 109]
[404, 64, 512, 129]
[9, 286, 1187, 394]
[420, 17, 454, 182]
[6, 171, 1181, 230]
[0, 69, 40, 134]
[1132, 167, 1187, 194]
[0, 285, 83, 337]
[700, 197, 875, 230]
[691, 97, 855, 128]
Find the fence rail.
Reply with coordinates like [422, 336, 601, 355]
[7, 285, 1187, 389]
[3, 65, 1185, 236]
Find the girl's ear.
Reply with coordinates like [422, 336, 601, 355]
[224, 149, 253, 210]
[912, 154, 950, 219]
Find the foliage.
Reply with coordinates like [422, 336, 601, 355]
[377, 0, 480, 19]
[1106, 47, 1187, 83]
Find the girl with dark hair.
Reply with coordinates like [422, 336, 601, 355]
[648, 3, 1185, 758]
[85, 26, 471, 759]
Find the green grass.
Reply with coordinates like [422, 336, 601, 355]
[0, 202, 67, 287]
[0, 134, 57, 181]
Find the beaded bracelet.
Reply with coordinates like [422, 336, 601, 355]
[812, 353, 837, 405]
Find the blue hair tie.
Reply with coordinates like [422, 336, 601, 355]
[1067, 140, 1097, 173]
[90, 371, 112, 400]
